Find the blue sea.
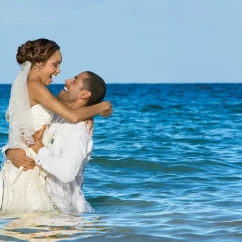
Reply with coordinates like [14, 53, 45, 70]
[0, 83, 242, 241]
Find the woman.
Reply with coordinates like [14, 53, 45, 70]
[0, 38, 112, 213]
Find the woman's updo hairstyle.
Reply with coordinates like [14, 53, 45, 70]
[16, 38, 60, 65]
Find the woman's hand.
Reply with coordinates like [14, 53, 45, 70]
[100, 101, 113, 117]
[84, 118, 94, 134]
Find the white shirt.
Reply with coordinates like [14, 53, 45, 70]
[35, 115, 94, 213]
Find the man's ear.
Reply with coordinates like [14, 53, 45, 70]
[80, 90, 91, 99]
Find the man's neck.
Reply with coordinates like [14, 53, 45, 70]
[57, 97, 86, 109]
[71, 102, 86, 109]
[63, 100, 86, 110]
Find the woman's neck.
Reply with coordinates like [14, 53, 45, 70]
[28, 69, 40, 82]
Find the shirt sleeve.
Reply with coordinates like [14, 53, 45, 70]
[36, 123, 93, 183]
[1, 143, 10, 160]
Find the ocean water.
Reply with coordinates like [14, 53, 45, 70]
[0, 83, 242, 241]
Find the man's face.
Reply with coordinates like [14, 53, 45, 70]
[58, 72, 88, 104]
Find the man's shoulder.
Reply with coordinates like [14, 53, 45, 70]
[51, 117, 89, 135]
[65, 121, 90, 136]
[71, 121, 86, 129]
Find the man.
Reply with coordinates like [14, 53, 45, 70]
[5, 71, 111, 213]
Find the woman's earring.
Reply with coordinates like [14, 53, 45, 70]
[37, 66, 40, 72]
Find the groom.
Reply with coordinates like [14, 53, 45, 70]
[5, 71, 111, 212]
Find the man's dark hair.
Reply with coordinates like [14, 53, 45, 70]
[82, 71, 106, 106]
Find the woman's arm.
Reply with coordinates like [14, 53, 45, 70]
[28, 81, 111, 123]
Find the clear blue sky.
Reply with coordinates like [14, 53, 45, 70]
[1, 0, 242, 84]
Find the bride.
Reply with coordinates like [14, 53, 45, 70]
[0, 38, 112, 213]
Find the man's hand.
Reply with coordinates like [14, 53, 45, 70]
[100, 101, 112, 118]
[29, 125, 46, 153]
[84, 118, 94, 134]
[33, 125, 46, 141]
[6, 149, 35, 171]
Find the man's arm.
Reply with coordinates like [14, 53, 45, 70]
[36, 123, 93, 183]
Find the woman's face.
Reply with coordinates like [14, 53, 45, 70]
[38, 50, 62, 86]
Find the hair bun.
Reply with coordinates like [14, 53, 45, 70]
[16, 38, 60, 65]
[16, 41, 34, 64]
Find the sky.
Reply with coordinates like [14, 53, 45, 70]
[1, 0, 242, 84]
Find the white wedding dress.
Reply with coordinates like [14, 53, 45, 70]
[0, 104, 56, 213]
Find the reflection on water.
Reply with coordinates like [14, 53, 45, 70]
[0, 212, 112, 241]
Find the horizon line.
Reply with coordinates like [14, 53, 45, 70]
[0, 82, 242, 85]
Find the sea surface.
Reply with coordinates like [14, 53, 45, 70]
[0, 83, 242, 241]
